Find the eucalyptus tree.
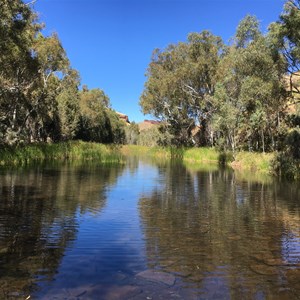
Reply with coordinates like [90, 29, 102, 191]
[0, 0, 40, 143]
[140, 31, 224, 146]
[268, 0, 300, 162]
[125, 122, 140, 145]
[27, 32, 72, 142]
[56, 69, 81, 141]
[77, 87, 125, 144]
[269, 0, 300, 93]
[0, 0, 79, 144]
[212, 16, 287, 153]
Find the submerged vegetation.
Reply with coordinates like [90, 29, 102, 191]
[1, 0, 300, 178]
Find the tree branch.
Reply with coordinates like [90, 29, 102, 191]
[25, 0, 37, 6]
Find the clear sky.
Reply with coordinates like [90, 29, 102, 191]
[35, 0, 286, 122]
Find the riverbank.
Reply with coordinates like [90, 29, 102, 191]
[121, 145, 274, 174]
[0, 141, 123, 165]
[0, 142, 273, 173]
[0, 142, 296, 178]
[120, 145, 219, 162]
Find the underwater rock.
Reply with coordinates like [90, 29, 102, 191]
[137, 270, 176, 286]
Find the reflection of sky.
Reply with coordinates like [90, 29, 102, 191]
[236, 186, 247, 205]
[38, 162, 161, 291]
[281, 230, 300, 265]
[28, 161, 300, 298]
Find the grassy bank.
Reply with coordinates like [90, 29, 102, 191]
[120, 145, 219, 162]
[231, 151, 274, 173]
[120, 145, 171, 158]
[121, 145, 274, 174]
[0, 143, 282, 176]
[182, 148, 275, 174]
[121, 145, 219, 161]
[0, 141, 124, 166]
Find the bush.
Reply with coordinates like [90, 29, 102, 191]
[0, 141, 124, 166]
[218, 151, 234, 166]
[272, 152, 300, 179]
[286, 128, 300, 159]
[138, 127, 171, 147]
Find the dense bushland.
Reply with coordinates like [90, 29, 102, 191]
[0, 1, 125, 146]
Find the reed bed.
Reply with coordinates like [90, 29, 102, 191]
[232, 151, 274, 173]
[0, 141, 124, 166]
[0, 143, 276, 176]
[121, 145, 219, 162]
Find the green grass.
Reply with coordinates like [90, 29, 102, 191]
[121, 145, 173, 158]
[232, 151, 274, 173]
[121, 145, 220, 164]
[121, 145, 276, 174]
[0, 143, 277, 176]
[0, 141, 124, 166]
[183, 147, 219, 163]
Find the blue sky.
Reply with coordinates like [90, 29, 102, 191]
[35, 0, 285, 122]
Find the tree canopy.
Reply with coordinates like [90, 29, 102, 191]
[140, 6, 298, 154]
[0, 0, 125, 145]
[1, 0, 300, 159]
[140, 30, 223, 145]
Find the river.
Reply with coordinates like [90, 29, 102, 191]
[0, 158, 299, 299]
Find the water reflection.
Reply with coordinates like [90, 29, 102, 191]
[139, 161, 300, 299]
[0, 162, 125, 298]
[0, 159, 299, 299]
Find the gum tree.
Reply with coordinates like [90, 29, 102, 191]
[212, 16, 287, 153]
[140, 31, 224, 146]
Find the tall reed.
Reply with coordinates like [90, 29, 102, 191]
[0, 141, 124, 166]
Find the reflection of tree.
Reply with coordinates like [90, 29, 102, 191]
[139, 162, 300, 298]
[0, 162, 125, 298]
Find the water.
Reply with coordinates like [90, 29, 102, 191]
[0, 158, 299, 299]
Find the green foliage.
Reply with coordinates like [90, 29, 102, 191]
[105, 109, 126, 144]
[76, 87, 125, 144]
[272, 152, 300, 179]
[233, 151, 274, 173]
[0, 0, 39, 144]
[138, 5, 300, 177]
[277, 0, 300, 74]
[140, 30, 224, 146]
[211, 16, 287, 153]
[235, 15, 261, 48]
[140, 14, 288, 153]
[0, 0, 79, 144]
[137, 126, 172, 147]
[0, 141, 124, 166]
[272, 127, 300, 179]
[56, 69, 81, 140]
[286, 127, 300, 159]
[0, 1, 122, 147]
[182, 147, 220, 163]
[125, 122, 139, 145]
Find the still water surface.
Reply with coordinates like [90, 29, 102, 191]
[0, 158, 299, 299]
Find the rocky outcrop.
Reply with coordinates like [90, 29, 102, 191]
[116, 112, 130, 124]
